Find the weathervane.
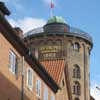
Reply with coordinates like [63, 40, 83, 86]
[50, 0, 54, 17]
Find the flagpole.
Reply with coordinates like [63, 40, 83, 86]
[50, 0, 54, 18]
[50, 0, 52, 18]
[50, 6, 53, 18]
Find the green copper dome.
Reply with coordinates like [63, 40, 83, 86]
[47, 16, 66, 24]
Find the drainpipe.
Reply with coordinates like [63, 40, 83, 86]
[21, 56, 24, 100]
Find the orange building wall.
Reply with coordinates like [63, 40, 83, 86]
[0, 32, 55, 100]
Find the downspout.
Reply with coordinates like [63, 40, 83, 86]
[21, 56, 24, 100]
[64, 65, 72, 100]
[83, 44, 86, 100]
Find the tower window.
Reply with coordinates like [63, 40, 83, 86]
[62, 79, 65, 86]
[73, 43, 80, 52]
[73, 65, 81, 79]
[35, 48, 39, 59]
[73, 81, 81, 95]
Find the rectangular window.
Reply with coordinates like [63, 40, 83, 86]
[43, 86, 48, 100]
[51, 95, 55, 100]
[36, 79, 41, 97]
[27, 68, 33, 90]
[9, 50, 17, 74]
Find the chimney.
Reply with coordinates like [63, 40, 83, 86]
[14, 27, 23, 38]
[0, 2, 10, 16]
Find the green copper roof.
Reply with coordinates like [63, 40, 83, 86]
[47, 16, 66, 24]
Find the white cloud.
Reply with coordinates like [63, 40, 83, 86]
[0, 0, 8, 2]
[0, 0, 16, 2]
[0, 0, 19, 2]
[8, 17, 46, 33]
[42, 0, 56, 6]
[91, 82, 100, 100]
[43, 0, 51, 4]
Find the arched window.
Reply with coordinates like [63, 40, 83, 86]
[75, 97, 79, 100]
[73, 42, 80, 52]
[56, 39, 62, 45]
[73, 65, 81, 79]
[47, 39, 53, 45]
[73, 81, 81, 95]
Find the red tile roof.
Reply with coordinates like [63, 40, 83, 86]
[41, 59, 65, 84]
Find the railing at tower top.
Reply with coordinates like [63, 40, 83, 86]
[24, 27, 44, 37]
[24, 27, 93, 44]
[69, 27, 93, 43]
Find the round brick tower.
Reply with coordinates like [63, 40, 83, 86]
[24, 16, 93, 100]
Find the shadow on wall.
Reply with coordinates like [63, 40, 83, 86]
[0, 72, 30, 100]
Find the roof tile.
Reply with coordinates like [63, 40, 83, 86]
[41, 59, 65, 84]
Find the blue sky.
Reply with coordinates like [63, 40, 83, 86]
[1, 0, 100, 99]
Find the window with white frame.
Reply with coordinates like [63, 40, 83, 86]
[27, 68, 33, 90]
[51, 94, 55, 100]
[43, 86, 48, 100]
[9, 50, 17, 74]
[73, 43, 80, 52]
[36, 79, 41, 97]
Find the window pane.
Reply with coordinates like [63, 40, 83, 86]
[9, 50, 16, 74]
[44, 87, 48, 100]
[27, 68, 33, 89]
[73, 43, 80, 51]
[51, 95, 55, 100]
[73, 65, 80, 79]
[36, 79, 41, 96]
[73, 81, 81, 95]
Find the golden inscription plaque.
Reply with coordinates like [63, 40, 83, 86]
[39, 46, 61, 53]
[39, 45, 64, 59]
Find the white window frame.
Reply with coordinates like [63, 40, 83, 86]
[9, 50, 16, 74]
[43, 86, 48, 100]
[27, 68, 33, 90]
[73, 43, 80, 51]
[51, 94, 55, 100]
[36, 79, 41, 97]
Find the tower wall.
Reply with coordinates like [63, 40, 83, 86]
[24, 34, 92, 100]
